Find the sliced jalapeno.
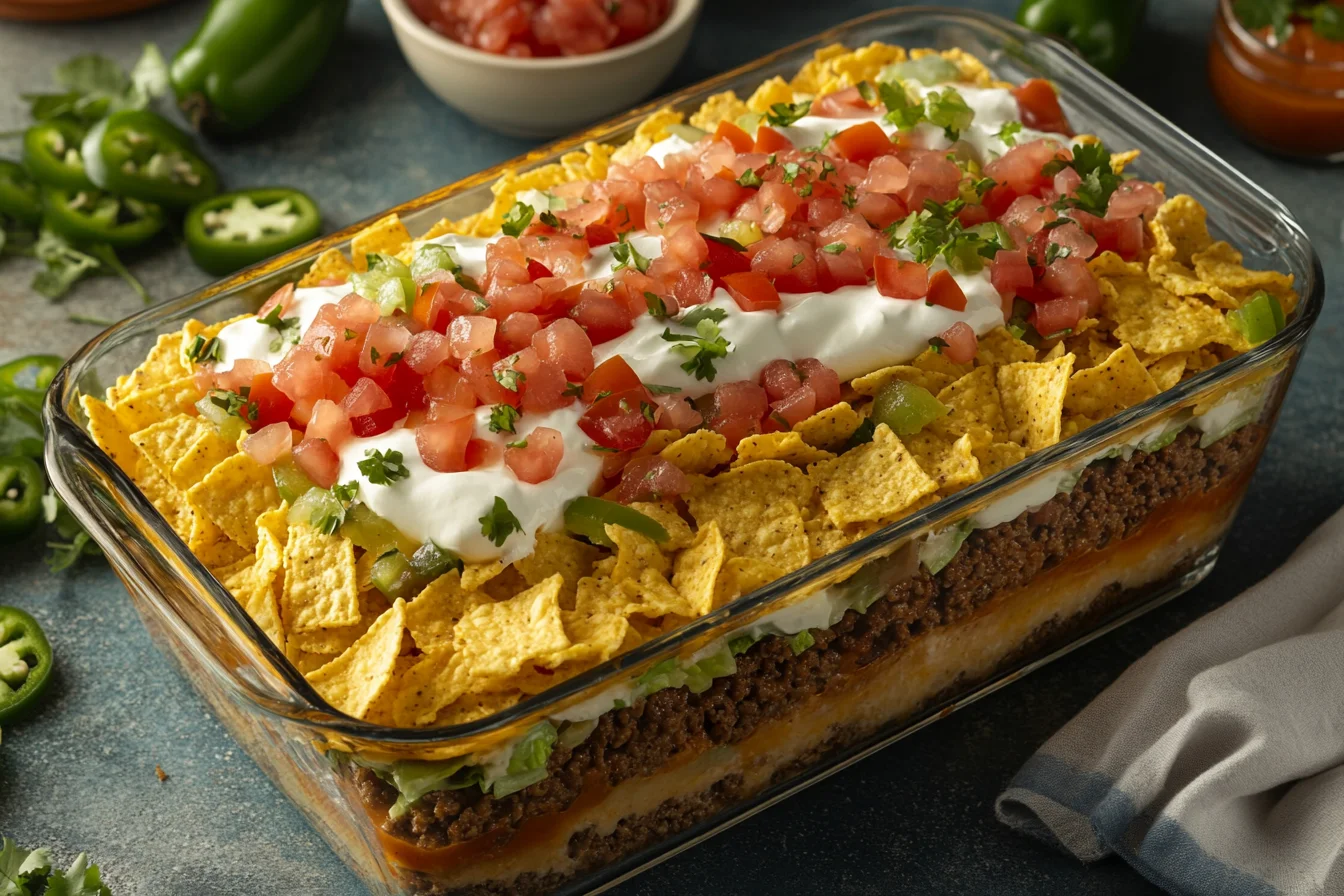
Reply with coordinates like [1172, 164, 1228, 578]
[563, 496, 668, 548]
[0, 606, 54, 722]
[0, 160, 42, 225]
[21, 120, 95, 192]
[82, 109, 218, 208]
[184, 187, 321, 276]
[41, 186, 166, 249]
[0, 456, 45, 542]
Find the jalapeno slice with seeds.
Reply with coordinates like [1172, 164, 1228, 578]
[0, 606, 54, 723]
[82, 109, 218, 207]
[21, 119, 95, 192]
[184, 187, 321, 276]
[40, 186, 166, 249]
[0, 160, 42, 225]
[0, 456, 45, 542]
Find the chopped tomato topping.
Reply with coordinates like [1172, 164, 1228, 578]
[713, 119, 754, 154]
[1012, 79, 1071, 135]
[938, 322, 978, 365]
[609, 455, 690, 504]
[582, 355, 644, 404]
[417, 416, 474, 473]
[722, 269, 781, 312]
[306, 399, 353, 450]
[504, 426, 565, 483]
[874, 255, 929, 299]
[246, 373, 296, 429]
[752, 125, 793, 154]
[569, 289, 633, 344]
[242, 422, 292, 466]
[1031, 296, 1085, 338]
[257, 282, 294, 320]
[830, 121, 894, 164]
[293, 436, 341, 488]
[795, 358, 840, 409]
[926, 269, 968, 312]
[578, 387, 654, 451]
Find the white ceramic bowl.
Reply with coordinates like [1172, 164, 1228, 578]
[381, 0, 704, 138]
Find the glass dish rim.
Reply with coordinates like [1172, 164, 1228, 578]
[44, 5, 1325, 746]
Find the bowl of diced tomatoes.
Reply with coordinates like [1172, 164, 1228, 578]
[382, 0, 703, 137]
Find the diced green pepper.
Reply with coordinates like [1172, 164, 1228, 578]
[563, 496, 668, 549]
[870, 380, 948, 436]
[1226, 290, 1285, 346]
[270, 456, 317, 504]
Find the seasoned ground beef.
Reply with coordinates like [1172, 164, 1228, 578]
[354, 425, 1265, 886]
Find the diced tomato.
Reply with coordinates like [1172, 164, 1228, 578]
[644, 180, 699, 232]
[771, 384, 816, 427]
[658, 221, 708, 270]
[271, 344, 328, 404]
[1052, 166, 1083, 198]
[413, 279, 478, 332]
[530, 317, 594, 383]
[512, 348, 573, 413]
[244, 373, 295, 429]
[990, 247, 1035, 299]
[358, 320, 411, 378]
[337, 292, 381, 328]
[830, 122, 894, 164]
[722, 270, 781, 312]
[795, 358, 840, 409]
[652, 393, 701, 431]
[211, 358, 270, 394]
[807, 195, 847, 230]
[927, 269, 968, 312]
[700, 235, 752, 287]
[609, 456, 690, 504]
[705, 380, 768, 448]
[526, 258, 553, 281]
[424, 364, 475, 406]
[861, 155, 911, 194]
[750, 236, 819, 293]
[1090, 214, 1146, 259]
[752, 125, 792, 154]
[581, 355, 644, 404]
[671, 269, 714, 308]
[853, 191, 907, 229]
[306, 399, 353, 450]
[257, 282, 294, 320]
[417, 416, 474, 473]
[985, 139, 1065, 196]
[982, 183, 1017, 219]
[713, 120, 754, 154]
[874, 254, 928, 299]
[242, 422, 292, 466]
[585, 223, 618, 246]
[569, 290, 633, 344]
[1046, 221, 1099, 261]
[1106, 180, 1165, 221]
[1040, 255, 1102, 315]
[293, 437, 341, 489]
[938, 322, 978, 365]
[999, 194, 1057, 235]
[1012, 79, 1071, 135]
[459, 349, 518, 407]
[759, 358, 804, 401]
[504, 426, 564, 483]
[465, 437, 503, 469]
[578, 387, 654, 451]
[403, 330, 450, 376]
[449, 315, 498, 360]
[350, 406, 402, 438]
[498, 312, 542, 353]
[1031, 296, 1085, 338]
[340, 377, 393, 418]
[812, 84, 873, 117]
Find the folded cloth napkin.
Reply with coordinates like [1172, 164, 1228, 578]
[996, 505, 1344, 896]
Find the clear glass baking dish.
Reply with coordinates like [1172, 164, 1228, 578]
[43, 8, 1322, 896]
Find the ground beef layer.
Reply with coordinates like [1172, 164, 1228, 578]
[355, 425, 1265, 871]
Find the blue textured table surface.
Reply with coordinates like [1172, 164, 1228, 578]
[1, 2, 1339, 894]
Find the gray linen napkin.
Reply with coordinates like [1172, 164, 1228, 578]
[996, 506, 1344, 896]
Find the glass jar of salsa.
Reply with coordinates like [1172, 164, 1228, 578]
[1208, 0, 1344, 160]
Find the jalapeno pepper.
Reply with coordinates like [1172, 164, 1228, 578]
[21, 119, 95, 192]
[1016, 0, 1148, 76]
[184, 188, 322, 276]
[0, 160, 42, 225]
[171, 0, 350, 136]
[81, 109, 218, 208]
[0, 353, 62, 446]
[0, 606, 54, 722]
[0, 456, 45, 542]
[564, 496, 668, 548]
[41, 186, 166, 250]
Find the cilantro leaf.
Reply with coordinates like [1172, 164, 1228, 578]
[488, 403, 520, 434]
[610, 233, 651, 273]
[493, 360, 525, 392]
[479, 496, 522, 547]
[185, 334, 222, 364]
[1306, 2, 1344, 39]
[997, 120, 1022, 147]
[257, 302, 301, 352]
[30, 229, 101, 300]
[765, 100, 811, 127]
[644, 291, 670, 319]
[43, 853, 111, 896]
[879, 81, 925, 130]
[501, 201, 535, 237]
[358, 448, 410, 486]
[678, 305, 727, 328]
[660, 314, 732, 382]
[1233, 0, 1294, 38]
[736, 167, 763, 188]
[923, 86, 974, 141]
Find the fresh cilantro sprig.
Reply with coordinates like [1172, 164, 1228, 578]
[997, 120, 1022, 147]
[0, 837, 111, 896]
[29, 230, 151, 304]
[887, 199, 1008, 273]
[660, 306, 732, 381]
[358, 448, 410, 486]
[208, 387, 257, 422]
[479, 496, 522, 547]
[877, 82, 975, 140]
[257, 303, 301, 352]
[765, 100, 811, 127]
[1044, 142, 1123, 217]
[610, 233, 651, 273]
[488, 403, 520, 434]
[501, 201, 535, 237]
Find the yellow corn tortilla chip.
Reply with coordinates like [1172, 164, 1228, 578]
[392, 649, 466, 727]
[119, 331, 190, 397]
[406, 571, 490, 652]
[904, 431, 982, 493]
[1064, 344, 1160, 420]
[111, 377, 201, 435]
[187, 453, 280, 549]
[1089, 251, 1146, 279]
[133, 457, 190, 540]
[793, 401, 864, 452]
[627, 501, 695, 551]
[281, 523, 360, 632]
[850, 365, 954, 398]
[82, 394, 140, 475]
[809, 424, 937, 526]
[975, 327, 1038, 367]
[240, 574, 286, 653]
[610, 106, 684, 164]
[1103, 277, 1249, 355]
[132, 414, 234, 492]
[672, 521, 726, 615]
[552, 611, 629, 667]
[973, 441, 1028, 478]
[660, 429, 731, 474]
[911, 347, 971, 380]
[1040, 342, 1067, 362]
[188, 502, 248, 568]
[287, 591, 388, 656]
[689, 90, 750, 131]
[1110, 149, 1141, 173]
[299, 248, 355, 286]
[1150, 195, 1212, 265]
[733, 431, 836, 468]
[453, 574, 570, 681]
[349, 214, 412, 270]
[1191, 241, 1298, 314]
[997, 354, 1075, 451]
[607, 523, 671, 582]
[804, 512, 880, 561]
[822, 42, 911, 91]
[306, 599, 406, 719]
[686, 459, 813, 551]
[618, 568, 696, 618]
[461, 559, 505, 592]
[1062, 329, 1118, 370]
[715, 557, 786, 606]
[514, 531, 601, 597]
[175, 320, 206, 372]
[574, 574, 625, 619]
[632, 428, 682, 460]
[1146, 353, 1187, 391]
[746, 76, 795, 113]
[932, 366, 1006, 443]
[1148, 255, 1211, 298]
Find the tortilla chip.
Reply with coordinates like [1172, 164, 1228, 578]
[453, 574, 570, 682]
[1146, 353, 1187, 391]
[910, 347, 971, 380]
[461, 559, 505, 592]
[119, 331, 190, 396]
[733, 430, 835, 468]
[850, 365, 953, 398]
[671, 522, 726, 615]
[793, 401, 865, 452]
[660, 429, 731, 474]
[187, 453, 280, 549]
[619, 568, 696, 618]
[975, 327, 1038, 367]
[790, 43, 852, 95]
[715, 557, 786, 606]
[1064, 344, 1160, 420]
[1191, 241, 1298, 314]
[406, 571, 490, 652]
[82, 394, 140, 475]
[349, 214, 412, 270]
[973, 441, 1028, 478]
[627, 501, 695, 551]
[306, 599, 406, 719]
[932, 366, 1006, 443]
[111, 377, 201, 435]
[687, 459, 813, 536]
[515, 531, 601, 598]
[134, 458, 190, 540]
[904, 431, 982, 493]
[1104, 277, 1248, 355]
[633, 428, 682, 460]
[392, 649, 466, 727]
[997, 354, 1075, 451]
[809, 424, 937, 526]
[281, 523, 360, 631]
[1089, 251, 1146, 279]
[607, 523, 671, 581]
[689, 90, 750, 131]
[299, 248, 354, 286]
[1150, 195, 1212, 265]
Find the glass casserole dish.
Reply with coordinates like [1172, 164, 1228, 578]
[44, 8, 1322, 896]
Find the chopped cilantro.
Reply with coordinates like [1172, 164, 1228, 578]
[660, 310, 732, 382]
[505, 437, 528, 449]
[928, 336, 949, 353]
[997, 120, 1023, 147]
[856, 80, 876, 103]
[646, 383, 682, 395]
[645, 291, 670, 319]
[479, 496, 522, 547]
[185, 334, 222, 364]
[1044, 242, 1072, 265]
[494, 362, 525, 392]
[736, 167, 763, 188]
[821, 241, 847, 254]
[257, 303, 301, 352]
[765, 100, 811, 127]
[209, 387, 256, 422]
[538, 209, 562, 229]
[488, 403, 520, 434]
[610, 233, 651, 273]
[358, 448, 410, 486]
[501, 201, 535, 237]
[781, 161, 801, 184]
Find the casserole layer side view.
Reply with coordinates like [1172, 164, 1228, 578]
[45, 10, 1321, 896]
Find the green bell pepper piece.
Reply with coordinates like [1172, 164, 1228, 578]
[184, 188, 322, 276]
[171, 0, 350, 136]
[1016, 0, 1148, 76]
[0, 606, 53, 722]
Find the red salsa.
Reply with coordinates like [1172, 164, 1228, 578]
[407, 0, 672, 57]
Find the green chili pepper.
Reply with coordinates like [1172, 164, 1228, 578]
[41, 186, 166, 249]
[81, 109, 218, 208]
[171, 0, 350, 136]
[0, 160, 43, 225]
[0, 456, 45, 542]
[21, 120, 95, 192]
[0, 606, 54, 722]
[1016, 0, 1148, 76]
[0, 354, 63, 440]
[184, 188, 321, 276]
[564, 496, 668, 548]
